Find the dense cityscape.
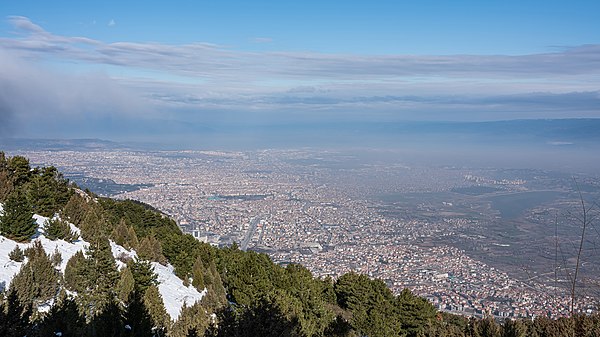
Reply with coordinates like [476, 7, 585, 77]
[13, 148, 600, 319]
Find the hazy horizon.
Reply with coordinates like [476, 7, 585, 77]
[1, 1, 599, 151]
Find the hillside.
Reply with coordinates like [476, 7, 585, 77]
[1, 151, 599, 337]
[0, 206, 205, 320]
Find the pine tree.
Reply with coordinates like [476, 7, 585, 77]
[28, 166, 71, 217]
[171, 302, 210, 337]
[86, 297, 126, 337]
[143, 284, 170, 334]
[80, 207, 109, 243]
[62, 193, 90, 227]
[110, 219, 139, 250]
[192, 256, 206, 290]
[44, 217, 77, 241]
[137, 236, 168, 265]
[86, 237, 120, 316]
[0, 151, 11, 201]
[130, 259, 158, 295]
[117, 266, 135, 303]
[0, 188, 37, 242]
[123, 291, 154, 337]
[36, 294, 86, 337]
[8, 245, 24, 262]
[7, 156, 31, 189]
[9, 240, 60, 308]
[51, 248, 62, 267]
[64, 250, 89, 293]
[0, 290, 33, 337]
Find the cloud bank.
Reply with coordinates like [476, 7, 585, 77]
[1, 16, 599, 143]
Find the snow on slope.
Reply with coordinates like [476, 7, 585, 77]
[0, 205, 205, 320]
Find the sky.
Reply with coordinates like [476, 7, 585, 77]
[0, 0, 599, 146]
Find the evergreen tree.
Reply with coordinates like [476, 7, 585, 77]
[9, 240, 60, 308]
[111, 219, 139, 250]
[80, 207, 109, 243]
[85, 237, 120, 316]
[28, 166, 72, 217]
[44, 217, 77, 241]
[7, 156, 31, 189]
[137, 235, 168, 265]
[117, 266, 135, 303]
[171, 302, 210, 337]
[62, 193, 90, 227]
[0, 290, 33, 337]
[51, 248, 62, 267]
[130, 259, 158, 295]
[334, 272, 401, 337]
[396, 288, 437, 337]
[0, 187, 37, 242]
[86, 297, 126, 337]
[0, 151, 11, 201]
[502, 318, 528, 337]
[192, 255, 206, 290]
[8, 245, 24, 262]
[64, 250, 89, 293]
[35, 294, 86, 337]
[123, 291, 154, 337]
[143, 284, 170, 334]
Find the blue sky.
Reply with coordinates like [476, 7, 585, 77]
[0, 0, 599, 144]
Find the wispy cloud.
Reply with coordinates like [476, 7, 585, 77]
[0, 16, 599, 140]
[108, 19, 116, 27]
[250, 37, 273, 43]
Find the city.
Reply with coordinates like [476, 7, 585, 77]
[13, 148, 600, 319]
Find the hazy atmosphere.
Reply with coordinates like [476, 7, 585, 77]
[2, 2, 600, 333]
[1, 0, 599, 153]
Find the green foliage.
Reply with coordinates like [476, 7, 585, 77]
[211, 292, 298, 337]
[27, 166, 73, 217]
[335, 272, 401, 337]
[129, 259, 158, 295]
[396, 288, 437, 336]
[0, 187, 37, 242]
[64, 250, 89, 293]
[50, 248, 62, 267]
[110, 219, 139, 250]
[6, 156, 31, 190]
[192, 255, 206, 290]
[205, 260, 228, 309]
[85, 237, 120, 316]
[171, 302, 211, 337]
[80, 207, 109, 243]
[137, 235, 167, 265]
[143, 285, 170, 334]
[0, 153, 71, 217]
[8, 245, 24, 262]
[35, 294, 86, 337]
[44, 217, 77, 241]
[502, 318, 528, 337]
[85, 297, 126, 337]
[219, 247, 282, 306]
[62, 192, 90, 227]
[0, 152, 11, 201]
[0, 290, 33, 337]
[116, 266, 135, 303]
[123, 291, 154, 337]
[9, 240, 60, 308]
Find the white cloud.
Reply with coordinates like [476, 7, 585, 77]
[250, 37, 273, 43]
[0, 15, 599, 133]
[108, 19, 116, 27]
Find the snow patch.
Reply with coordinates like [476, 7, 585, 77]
[153, 262, 207, 320]
[0, 206, 206, 320]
